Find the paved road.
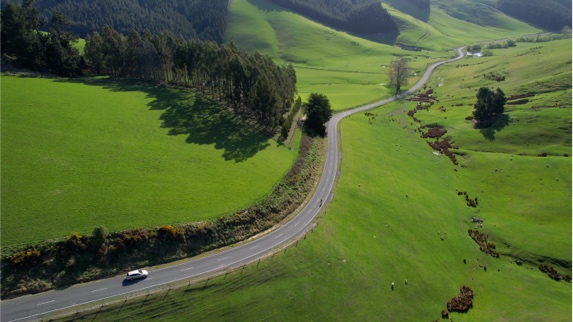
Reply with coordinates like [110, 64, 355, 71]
[1, 47, 465, 322]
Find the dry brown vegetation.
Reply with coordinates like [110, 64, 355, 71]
[539, 264, 572, 283]
[446, 285, 474, 312]
[468, 229, 499, 258]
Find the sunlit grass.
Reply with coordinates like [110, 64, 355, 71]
[1, 76, 299, 248]
[54, 100, 571, 322]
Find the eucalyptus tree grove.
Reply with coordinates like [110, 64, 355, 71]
[84, 28, 298, 132]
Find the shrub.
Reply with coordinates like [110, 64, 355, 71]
[447, 286, 474, 312]
[158, 225, 185, 241]
[65, 232, 86, 251]
[9, 249, 41, 266]
[92, 226, 109, 241]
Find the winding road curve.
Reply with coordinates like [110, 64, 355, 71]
[1, 47, 465, 322]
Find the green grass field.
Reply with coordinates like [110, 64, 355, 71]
[50, 10, 571, 321]
[1, 76, 299, 248]
[418, 39, 572, 156]
[4, 0, 571, 320]
[411, 38, 572, 267]
[56, 99, 571, 321]
[226, 0, 455, 110]
[226, 0, 540, 110]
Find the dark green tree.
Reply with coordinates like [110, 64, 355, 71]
[1, 1, 46, 69]
[84, 32, 105, 74]
[304, 93, 333, 136]
[82, 25, 297, 134]
[92, 226, 109, 242]
[44, 9, 81, 76]
[473, 87, 506, 127]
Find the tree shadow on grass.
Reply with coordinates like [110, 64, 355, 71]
[478, 114, 510, 141]
[55, 77, 270, 162]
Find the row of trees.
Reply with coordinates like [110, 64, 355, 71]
[83, 27, 298, 132]
[270, 0, 397, 34]
[1, 1, 299, 133]
[497, 0, 571, 31]
[2, 0, 229, 43]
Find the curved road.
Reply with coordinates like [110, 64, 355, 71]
[1, 47, 465, 322]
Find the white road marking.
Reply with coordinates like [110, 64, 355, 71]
[37, 300, 55, 306]
[274, 233, 284, 239]
[217, 256, 229, 262]
[294, 221, 300, 227]
[91, 288, 107, 293]
[180, 267, 194, 272]
[249, 245, 259, 250]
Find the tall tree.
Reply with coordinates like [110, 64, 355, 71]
[473, 87, 506, 127]
[44, 8, 81, 76]
[387, 57, 409, 93]
[82, 25, 297, 134]
[304, 93, 333, 136]
[100, 25, 125, 76]
[84, 32, 105, 74]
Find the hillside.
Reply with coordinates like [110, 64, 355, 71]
[53, 38, 572, 320]
[226, 0, 540, 110]
[2, 0, 570, 319]
[269, 0, 398, 35]
[497, 0, 572, 31]
[1, 0, 228, 42]
[383, 0, 541, 50]
[80, 1, 567, 320]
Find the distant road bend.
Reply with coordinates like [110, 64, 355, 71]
[1, 47, 465, 322]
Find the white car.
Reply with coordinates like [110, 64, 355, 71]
[125, 269, 148, 280]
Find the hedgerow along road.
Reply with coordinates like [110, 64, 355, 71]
[1, 47, 465, 322]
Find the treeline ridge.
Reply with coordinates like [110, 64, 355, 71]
[1, 0, 228, 43]
[497, 0, 572, 31]
[1, 1, 298, 135]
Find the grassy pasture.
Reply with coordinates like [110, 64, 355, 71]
[1, 76, 299, 249]
[409, 38, 572, 270]
[55, 101, 571, 321]
[9, 0, 571, 319]
[387, 5, 539, 51]
[417, 39, 572, 157]
[227, 0, 454, 110]
[57, 25, 571, 322]
[227, 0, 540, 111]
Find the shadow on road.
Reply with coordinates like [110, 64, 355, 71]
[122, 276, 148, 287]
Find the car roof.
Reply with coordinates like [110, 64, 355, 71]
[128, 269, 143, 275]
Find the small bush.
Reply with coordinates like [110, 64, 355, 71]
[92, 226, 109, 241]
[9, 249, 41, 266]
[158, 225, 185, 241]
[447, 286, 474, 312]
